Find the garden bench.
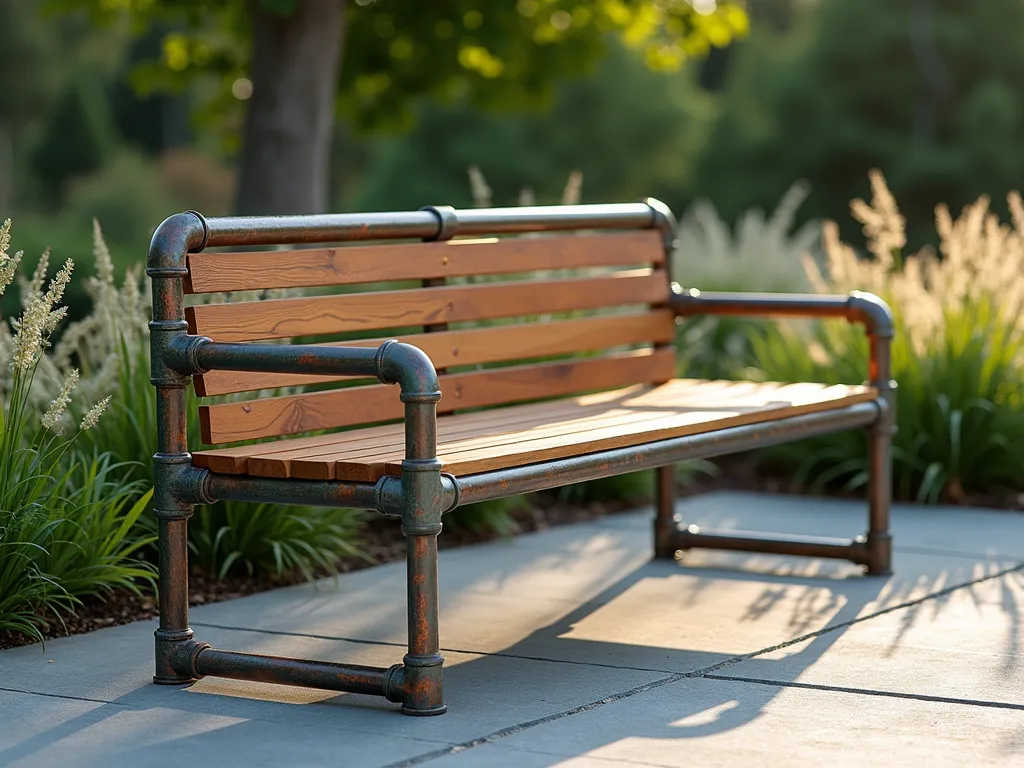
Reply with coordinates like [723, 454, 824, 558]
[147, 200, 895, 716]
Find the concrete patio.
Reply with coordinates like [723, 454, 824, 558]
[1, 491, 1022, 767]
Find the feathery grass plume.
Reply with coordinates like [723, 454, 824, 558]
[673, 182, 820, 378]
[675, 181, 819, 294]
[467, 165, 492, 208]
[10, 254, 73, 372]
[0, 219, 23, 295]
[41, 368, 79, 433]
[751, 169, 1024, 503]
[79, 396, 110, 431]
[561, 170, 583, 206]
[0, 219, 153, 643]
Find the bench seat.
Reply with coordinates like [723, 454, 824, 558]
[192, 379, 876, 481]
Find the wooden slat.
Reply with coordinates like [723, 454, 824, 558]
[266, 382, 719, 479]
[191, 380, 876, 481]
[289, 384, 720, 481]
[184, 231, 664, 294]
[290, 380, 782, 481]
[186, 271, 668, 343]
[199, 380, 744, 477]
[191, 383, 656, 474]
[198, 347, 676, 444]
[194, 310, 676, 397]
[407, 383, 877, 478]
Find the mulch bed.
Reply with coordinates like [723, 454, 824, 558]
[2, 454, 1018, 652]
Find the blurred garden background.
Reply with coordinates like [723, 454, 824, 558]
[3, 0, 1024, 645]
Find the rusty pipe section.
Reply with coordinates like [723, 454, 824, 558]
[671, 288, 895, 338]
[170, 337, 439, 402]
[455, 402, 880, 506]
[670, 285, 896, 575]
[670, 528, 871, 566]
[189, 647, 401, 700]
[203, 473, 378, 510]
[200, 202, 662, 248]
[147, 211, 210, 686]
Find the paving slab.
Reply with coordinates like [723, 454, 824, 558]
[725, 566, 1024, 705]
[424, 676, 1024, 768]
[0, 624, 664, 746]
[1, 491, 1021, 768]
[0, 688, 437, 768]
[189, 495, 1020, 677]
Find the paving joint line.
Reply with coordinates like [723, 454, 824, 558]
[703, 674, 1024, 711]
[0, 685, 125, 706]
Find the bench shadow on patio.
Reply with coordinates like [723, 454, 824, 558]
[2, 496, 1019, 766]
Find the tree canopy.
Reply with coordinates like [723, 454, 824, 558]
[52, 0, 749, 137]
[690, 0, 1024, 246]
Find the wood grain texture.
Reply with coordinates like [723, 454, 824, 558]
[185, 270, 668, 342]
[198, 347, 676, 444]
[191, 383, 654, 475]
[194, 310, 676, 396]
[184, 231, 663, 294]
[191, 379, 877, 481]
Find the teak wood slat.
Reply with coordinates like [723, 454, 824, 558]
[194, 311, 676, 396]
[184, 231, 664, 294]
[191, 383, 658, 474]
[191, 380, 876, 482]
[308, 381, 865, 481]
[198, 347, 676, 444]
[185, 271, 668, 343]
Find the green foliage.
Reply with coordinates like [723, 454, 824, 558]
[353, 42, 717, 211]
[445, 496, 531, 538]
[743, 174, 1024, 503]
[751, 304, 1024, 503]
[674, 181, 818, 378]
[31, 73, 117, 200]
[692, 0, 1024, 248]
[50, 0, 747, 136]
[60, 225, 370, 581]
[0, 220, 154, 641]
[185, 500, 367, 581]
[3, 152, 193, 324]
[558, 462, 716, 505]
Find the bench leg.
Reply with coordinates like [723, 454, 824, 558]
[401, 525, 446, 716]
[653, 465, 677, 559]
[863, 400, 894, 575]
[397, 396, 447, 716]
[152, 402, 197, 685]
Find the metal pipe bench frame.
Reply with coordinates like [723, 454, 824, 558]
[147, 199, 895, 716]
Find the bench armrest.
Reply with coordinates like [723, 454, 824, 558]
[670, 288, 893, 339]
[671, 287, 895, 391]
[164, 337, 442, 470]
[165, 336, 440, 401]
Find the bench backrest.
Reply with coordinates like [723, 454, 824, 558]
[184, 203, 677, 445]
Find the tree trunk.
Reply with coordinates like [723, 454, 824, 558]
[235, 0, 346, 216]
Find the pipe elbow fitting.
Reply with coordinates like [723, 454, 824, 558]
[847, 291, 895, 338]
[147, 211, 209, 276]
[375, 341, 441, 403]
[641, 197, 678, 251]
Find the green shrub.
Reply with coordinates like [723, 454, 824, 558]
[0, 219, 154, 641]
[558, 462, 717, 506]
[62, 223, 368, 580]
[747, 172, 1024, 502]
[445, 496, 531, 538]
[675, 181, 819, 379]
